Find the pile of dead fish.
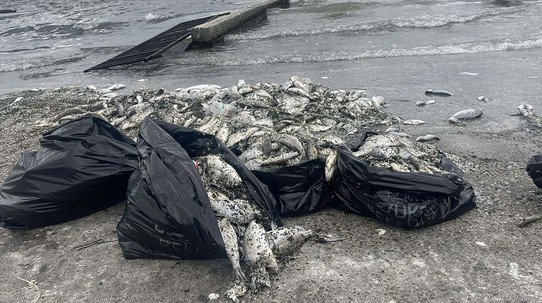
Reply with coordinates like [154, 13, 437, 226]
[329, 132, 456, 179]
[195, 154, 317, 302]
[34, 76, 399, 169]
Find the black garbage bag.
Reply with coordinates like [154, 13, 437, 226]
[0, 115, 138, 229]
[332, 144, 476, 228]
[527, 154, 542, 189]
[252, 159, 334, 217]
[117, 117, 281, 260]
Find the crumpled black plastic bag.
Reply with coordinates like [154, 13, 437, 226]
[252, 159, 334, 217]
[117, 118, 282, 260]
[332, 140, 476, 228]
[0, 115, 138, 229]
[527, 154, 542, 189]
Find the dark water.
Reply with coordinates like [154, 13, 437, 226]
[0, 0, 541, 132]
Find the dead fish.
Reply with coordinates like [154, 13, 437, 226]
[53, 107, 87, 122]
[371, 96, 386, 107]
[448, 108, 482, 123]
[201, 155, 242, 188]
[106, 83, 126, 91]
[518, 103, 533, 116]
[385, 127, 401, 133]
[242, 221, 278, 273]
[287, 87, 312, 100]
[261, 152, 299, 167]
[425, 89, 452, 97]
[402, 119, 426, 125]
[209, 192, 259, 225]
[271, 133, 305, 157]
[227, 127, 260, 147]
[290, 76, 313, 94]
[325, 151, 337, 182]
[184, 84, 221, 93]
[238, 147, 263, 163]
[218, 218, 246, 282]
[390, 162, 409, 172]
[238, 90, 277, 108]
[215, 124, 231, 144]
[416, 134, 440, 142]
[280, 95, 310, 116]
[266, 226, 314, 257]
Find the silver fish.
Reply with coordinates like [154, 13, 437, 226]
[218, 218, 246, 282]
[425, 89, 452, 97]
[416, 134, 440, 142]
[226, 127, 260, 147]
[261, 152, 299, 167]
[402, 119, 426, 125]
[209, 191, 259, 225]
[201, 155, 242, 188]
[242, 221, 278, 273]
[238, 90, 277, 108]
[290, 76, 313, 94]
[280, 95, 310, 116]
[325, 151, 337, 182]
[518, 103, 533, 117]
[371, 96, 386, 107]
[266, 226, 314, 257]
[106, 83, 126, 91]
[287, 87, 312, 100]
[448, 108, 482, 123]
[271, 133, 305, 157]
[183, 84, 221, 94]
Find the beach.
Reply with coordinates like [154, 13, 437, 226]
[0, 83, 541, 302]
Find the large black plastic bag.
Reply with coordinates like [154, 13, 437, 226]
[252, 159, 334, 217]
[332, 145, 476, 228]
[0, 115, 138, 229]
[117, 117, 281, 260]
[527, 154, 542, 188]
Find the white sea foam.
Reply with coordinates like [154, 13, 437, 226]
[201, 36, 542, 66]
[227, 6, 526, 41]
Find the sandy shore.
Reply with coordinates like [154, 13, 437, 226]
[1, 86, 541, 303]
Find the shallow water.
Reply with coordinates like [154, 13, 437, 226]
[0, 0, 541, 132]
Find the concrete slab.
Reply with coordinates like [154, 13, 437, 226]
[191, 0, 289, 46]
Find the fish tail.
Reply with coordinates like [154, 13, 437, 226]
[234, 267, 247, 282]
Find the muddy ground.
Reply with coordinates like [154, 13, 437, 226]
[0, 88, 541, 303]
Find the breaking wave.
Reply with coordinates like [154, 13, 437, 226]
[202, 36, 542, 66]
[227, 6, 526, 40]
